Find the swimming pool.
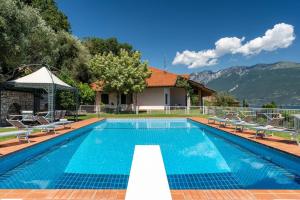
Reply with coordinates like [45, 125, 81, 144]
[0, 118, 299, 189]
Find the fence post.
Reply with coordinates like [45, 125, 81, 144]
[96, 105, 98, 118]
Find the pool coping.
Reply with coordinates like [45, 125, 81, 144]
[0, 118, 104, 157]
[1, 189, 300, 200]
[188, 117, 300, 158]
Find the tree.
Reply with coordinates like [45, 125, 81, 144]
[83, 37, 133, 56]
[54, 31, 92, 82]
[262, 101, 277, 108]
[175, 76, 192, 93]
[0, 0, 91, 83]
[242, 99, 249, 107]
[78, 83, 95, 104]
[56, 71, 95, 110]
[0, 0, 58, 81]
[20, 0, 71, 32]
[57, 83, 95, 110]
[212, 92, 239, 107]
[89, 49, 151, 111]
[175, 76, 195, 105]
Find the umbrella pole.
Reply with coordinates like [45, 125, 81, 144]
[47, 84, 55, 122]
[75, 89, 79, 122]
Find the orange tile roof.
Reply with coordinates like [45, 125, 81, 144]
[90, 80, 104, 92]
[147, 66, 184, 87]
[91, 67, 189, 91]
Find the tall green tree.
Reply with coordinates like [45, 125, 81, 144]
[89, 49, 151, 110]
[57, 71, 95, 109]
[83, 37, 133, 56]
[262, 101, 277, 108]
[20, 0, 70, 32]
[78, 83, 96, 104]
[55, 32, 92, 82]
[0, 0, 91, 83]
[0, 0, 57, 81]
[242, 99, 249, 107]
[212, 92, 239, 107]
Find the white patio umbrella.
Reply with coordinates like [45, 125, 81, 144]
[8, 67, 76, 122]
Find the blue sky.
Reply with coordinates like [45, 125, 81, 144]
[57, 0, 300, 74]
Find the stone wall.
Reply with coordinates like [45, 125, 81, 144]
[0, 90, 34, 125]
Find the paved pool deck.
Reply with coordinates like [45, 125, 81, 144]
[0, 117, 300, 199]
[189, 117, 300, 157]
[0, 118, 104, 156]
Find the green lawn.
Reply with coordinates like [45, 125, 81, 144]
[0, 128, 40, 142]
[0, 127, 18, 142]
[273, 132, 300, 141]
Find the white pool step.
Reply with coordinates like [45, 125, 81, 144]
[125, 145, 172, 200]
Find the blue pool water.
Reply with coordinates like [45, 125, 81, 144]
[0, 118, 299, 189]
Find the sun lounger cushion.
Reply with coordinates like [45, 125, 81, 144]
[0, 130, 31, 142]
[0, 130, 29, 137]
[253, 126, 299, 145]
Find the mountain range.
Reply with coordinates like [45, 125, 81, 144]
[190, 61, 300, 106]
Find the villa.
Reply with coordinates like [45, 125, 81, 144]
[91, 67, 215, 110]
[0, 67, 300, 200]
[2, 0, 300, 199]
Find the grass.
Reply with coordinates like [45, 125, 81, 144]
[0, 127, 18, 142]
[0, 128, 40, 142]
[0, 128, 18, 133]
[273, 132, 300, 141]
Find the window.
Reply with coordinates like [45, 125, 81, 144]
[101, 94, 109, 104]
[165, 93, 168, 105]
[127, 94, 133, 104]
[121, 94, 127, 104]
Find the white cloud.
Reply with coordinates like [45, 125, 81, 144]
[172, 23, 295, 68]
[237, 23, 295, 55]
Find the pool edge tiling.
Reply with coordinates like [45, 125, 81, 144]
[1, 189, 300, 199]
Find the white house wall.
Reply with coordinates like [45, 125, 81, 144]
[137, 88, 165, 110]
[95, 87, 189, 109]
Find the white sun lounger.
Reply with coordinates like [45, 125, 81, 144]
[208, 116, 224, 124]
[231, 121, 258, 132]
[7, 119, 59, 134]
[0, 130, 32, 143]
[34, 124, 60, 134]
[253, 125, 299, 145]
[36, 116, 73, 129]
[55, 119, 73, 128]
[208, 116, 239, 127]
